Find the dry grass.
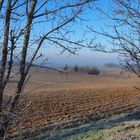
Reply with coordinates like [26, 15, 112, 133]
[68, 121, 140, 140]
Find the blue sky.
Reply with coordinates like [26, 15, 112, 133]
[37, 0, 118, 67]
[0, 0, 118, 67]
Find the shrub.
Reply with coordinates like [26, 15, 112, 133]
[87, 67, 100, 75]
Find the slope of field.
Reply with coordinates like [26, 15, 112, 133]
[4, 68, 140, 139]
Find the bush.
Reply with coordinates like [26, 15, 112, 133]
[87, 67, 100, 75]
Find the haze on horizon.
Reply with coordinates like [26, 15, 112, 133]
[40, 47, 119, 67]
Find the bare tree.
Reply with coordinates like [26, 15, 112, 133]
[74, 64, 79, 72]
[0, 0, 97, 139]
[89, 0, 140, 77]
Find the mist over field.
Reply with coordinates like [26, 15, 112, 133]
[41, 48, 119, 67]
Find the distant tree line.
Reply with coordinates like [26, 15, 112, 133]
[63, 64, 100, 75]
[104, 63, 120, 68]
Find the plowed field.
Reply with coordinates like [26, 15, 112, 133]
[5, 69, 140, 139]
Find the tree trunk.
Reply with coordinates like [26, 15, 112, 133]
[10, 0, 37, 112]
[0, 0, 4, 13]
[0, 86, 4, 112]
[0, 1, 12, 137]
[0, 0, 12, 112]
